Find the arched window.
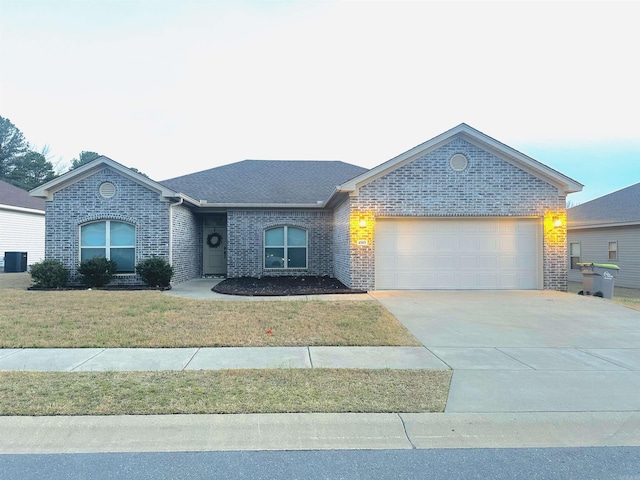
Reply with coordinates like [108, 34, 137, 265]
[80, 220, 136, 273]
[264, 226, 307, 269]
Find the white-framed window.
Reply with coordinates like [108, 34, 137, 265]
[569, 242, 581, 270]
[80, 220, 136, 273]
[608, 241, 618, 261]
[264, 226, 307, 269]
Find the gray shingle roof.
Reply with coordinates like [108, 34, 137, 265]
[0, 180, 45, 211]
[160, 160, 368, 205]
[568, 182, 640, 228]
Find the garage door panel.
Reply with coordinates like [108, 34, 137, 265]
[479, 273, 499, 288]
[518, 235, 538, 250]
[375, 218, 540, 290]
[477, 237, 497, 252]
[499, 236, 517, 251]
[397, 255, 417, 269]
[459, 237, 477, 251]
[478, 256, 497, 269]
[460, 273, 480, 288]
[414, 256, 436, 269]
[435, 273, 456, 289]
[436, 256, 455, 269]
[416, 273, 437, 288]
[459, 256, 478, 269]
[434, 236, 456, 251]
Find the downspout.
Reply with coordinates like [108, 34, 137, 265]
[168, 197, 184, 266]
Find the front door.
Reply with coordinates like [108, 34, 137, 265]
[203, 226, 227, 276]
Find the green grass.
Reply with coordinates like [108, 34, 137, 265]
[0, 369, 452, 416]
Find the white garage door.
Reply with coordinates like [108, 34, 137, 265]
[375, 217, 541, 290]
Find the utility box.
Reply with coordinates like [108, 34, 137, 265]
[4, 252, 28, 273]
[577, 263, 619, 299]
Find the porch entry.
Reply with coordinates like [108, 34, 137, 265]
[203, 216, 227, 276]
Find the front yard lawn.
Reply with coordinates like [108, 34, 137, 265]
[0, 273, 440, 416]
[0, 369, 452, 415]
[0, 273, 419, 347]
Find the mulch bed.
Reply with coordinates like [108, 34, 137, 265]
[28, 285, 170, 291]
[212, 276, 367, 296]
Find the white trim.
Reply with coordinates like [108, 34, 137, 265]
[0, 204, 45, 215]
[569, 221, 640, 229]
[200, 202, 326, 208]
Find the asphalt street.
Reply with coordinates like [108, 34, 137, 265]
[1, 447, 639, 480]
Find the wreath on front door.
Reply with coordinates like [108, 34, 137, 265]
[206, 232, 222, 248]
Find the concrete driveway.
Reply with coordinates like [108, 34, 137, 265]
[370, 290, 640, 414]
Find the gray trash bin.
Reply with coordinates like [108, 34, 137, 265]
[577, 263, 620, 299]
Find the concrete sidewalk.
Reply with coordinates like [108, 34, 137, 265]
[0, 346, 448, 371]
[1, 412, 639, 453]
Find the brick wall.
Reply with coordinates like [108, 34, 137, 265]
[170, 203, 201, 283]
[45, 168, 171, 285]
[348, 138, 567, 291]
[332, 197, 351, 286]
[227, 209, 333, 278]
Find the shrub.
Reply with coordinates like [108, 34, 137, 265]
[136, 257, 174, 288]
[29, 259, 70, 288]
[78, 257, 117, 287]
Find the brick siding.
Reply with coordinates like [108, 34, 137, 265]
[332, 197, 351, 286]
[45, 168, 171, 285]
[170, 204, 201, 283]
[227, 210, 333, 278]
[347, 138, 567, 291]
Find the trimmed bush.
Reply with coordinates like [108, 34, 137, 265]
[29, 259, 70, 288]
[136, 257, 174, 288]
[78, 257, 117, 288]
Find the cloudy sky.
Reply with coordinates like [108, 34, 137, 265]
[1, 0, 638, 205]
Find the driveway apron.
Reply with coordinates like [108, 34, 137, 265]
[370, 290, 640, 413]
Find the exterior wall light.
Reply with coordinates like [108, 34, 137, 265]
[359, 219, 367, 228]
[553, 216, 563, 228]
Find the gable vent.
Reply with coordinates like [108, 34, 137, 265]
[99, 182, 116, 199]
[450, 153, 469, 172]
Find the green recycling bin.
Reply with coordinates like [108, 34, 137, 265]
[577, 263, 620, 299]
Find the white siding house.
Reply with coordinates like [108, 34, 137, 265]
[568, 182, 640, 289]
[0, 180, 46, 270]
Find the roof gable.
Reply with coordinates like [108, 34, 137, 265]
[30, 156, 184, 202]
[0, 180, 46, 211]
[568, 182, 640, 228]
[337, 123, 583, 196]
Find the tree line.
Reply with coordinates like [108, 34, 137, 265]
[0, 115, 102, 191]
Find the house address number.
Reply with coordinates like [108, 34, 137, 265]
[357, 240, 368, 246]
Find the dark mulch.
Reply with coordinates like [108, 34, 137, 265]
[212, 276, 367, 296]
[28, 285, 170, 291]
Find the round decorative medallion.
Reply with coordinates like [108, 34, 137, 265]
[99, 182, 116, 198]
[450, 153, 469, 172]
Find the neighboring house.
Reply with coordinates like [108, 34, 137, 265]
[567, 182, 640, 288]
[30, 124, 582, 291]
[0, 179, 46, 270]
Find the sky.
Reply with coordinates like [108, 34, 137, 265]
[1, 0, 639, 205]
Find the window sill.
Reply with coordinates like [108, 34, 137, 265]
[264, 268, 308, 271]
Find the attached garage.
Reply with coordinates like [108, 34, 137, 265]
[375, 217, 542, 290]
